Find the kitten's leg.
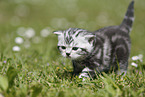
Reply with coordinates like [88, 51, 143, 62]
[115, 46, 129, 75]
[72, 61, 85, 76]
[117, 62, 128, 75]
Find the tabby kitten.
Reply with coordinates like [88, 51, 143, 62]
[53, 1, 134, 78]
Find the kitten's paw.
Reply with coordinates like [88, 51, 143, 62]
[78, 73, 90, 81]
[79, 73, 89, 78]
[79, 67, 94, 80]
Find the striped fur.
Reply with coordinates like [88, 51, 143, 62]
[54, 1, 134, 78]
[120, 0, 134, 33]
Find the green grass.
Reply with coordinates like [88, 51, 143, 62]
[0, 0, 145, 97]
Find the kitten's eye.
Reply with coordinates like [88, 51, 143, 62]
[72, 47, 79, 51]
[61, 46, 66, 49]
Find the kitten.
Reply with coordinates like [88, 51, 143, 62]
[53, 1, 134, 78]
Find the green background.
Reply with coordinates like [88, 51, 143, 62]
[0, 0, 144, 97]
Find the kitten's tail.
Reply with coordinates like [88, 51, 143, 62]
[120, 0, 134, 33]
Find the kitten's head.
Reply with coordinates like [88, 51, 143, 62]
[53, 28, 95, 60]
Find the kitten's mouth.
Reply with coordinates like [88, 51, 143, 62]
[65, 55, 71, 58]
[66, 56, 71, 58]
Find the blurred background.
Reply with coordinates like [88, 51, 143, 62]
[0, 0, 145, 61]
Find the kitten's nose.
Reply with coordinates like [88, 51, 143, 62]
[66, 53, 70, 57]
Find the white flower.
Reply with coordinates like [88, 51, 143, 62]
[24, 28, 35, 38]
[40, 28, 50, 37]
[132, 56, 139, 61]
[15, 37, 24, 44]
[132, 54, 143, 62]
[12, 46, 20, 51]
[138, 54, 143, 62]
[131, 62, 138, 67]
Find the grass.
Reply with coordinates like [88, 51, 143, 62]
[0, 0, 145, 97]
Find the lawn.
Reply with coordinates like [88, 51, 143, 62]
[0, 0, 145, 97]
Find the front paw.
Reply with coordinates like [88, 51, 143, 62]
[79, 67, 93, 78]
[79, 72, 90, 78]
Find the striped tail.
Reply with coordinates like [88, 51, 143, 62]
[120, 0, 134, 33]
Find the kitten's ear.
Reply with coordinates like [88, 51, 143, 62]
[53, 31, 63, 35]
[85, 34, 95, 40]
[85, 34, 95, 44]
